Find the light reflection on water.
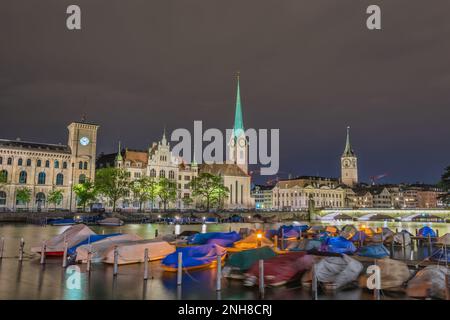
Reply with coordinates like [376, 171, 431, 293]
[0, 220, 448, 300]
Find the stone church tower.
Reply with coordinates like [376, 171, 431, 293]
[341, 126, 358, 187]
[227, 73, 248, 174]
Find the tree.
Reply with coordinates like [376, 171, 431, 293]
[189, 173, 229, 212]
[95, 167, 130, 212]
[47, 189, 64, 210]
[73, 180, 97, 212]
[15, 187, 31, 209]
[158, 178, 177, 211]
[182, 196, 193, 209]
[130, 176, 159, 212]
[438, 165, 450, 206]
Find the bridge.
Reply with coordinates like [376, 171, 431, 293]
[316, 208, 450, 222]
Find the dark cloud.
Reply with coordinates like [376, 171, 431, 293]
[0, 0, 449, 183]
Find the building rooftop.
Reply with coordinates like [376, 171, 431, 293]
[0, 139, 71, 154]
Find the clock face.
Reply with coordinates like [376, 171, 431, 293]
[343, 159, 350, 168]
[80, 137, 90, 146]
[238, 138, 246, 147]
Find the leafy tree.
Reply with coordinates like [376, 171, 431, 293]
[47, 189, 64, 210]
[130, 176, 159, 212]
[438, 165, 450, 206]
[189, 173, 229, 212]
[95, 167, 130, 212]
[182, 196, 193, 209]
[158, 177, 177, 211]
[15, 187, 31, 208]
[73, 180, 97, 212]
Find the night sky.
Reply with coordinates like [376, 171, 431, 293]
[1, 0, 449, 184]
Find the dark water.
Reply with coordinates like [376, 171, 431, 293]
[0, 221, 448, 300]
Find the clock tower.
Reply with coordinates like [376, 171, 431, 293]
[227, 73, 248, 174]
[341, 126, 358, 187]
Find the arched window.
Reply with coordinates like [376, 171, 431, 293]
[7, 158, 12, 165]
[150, 169, 156, 177]
[0, 157, 2, 165]
[83, 162, 88, 170]
[18, 158, 23, 166]
[169, 170, 175, 180]
[37, 159, 42, 167]
[63, 162, 67, 169]
[159, 170, 165, 178]
[56, 173, 64, 186]
[54, 160, 59, 169]
[79, 174, 86, 184]
[0, 191, 6, 205]
[35, 192, 46, 207]
[18, 171, 27, 184]
[37, 172, 46, 185]
[45, 160, 50, 168]
[79, 161, 83, 170]
[26, 159, 31, 166]
[0, 170, 7, 183]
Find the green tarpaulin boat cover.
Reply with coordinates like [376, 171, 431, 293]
[226, 246, 277, 271]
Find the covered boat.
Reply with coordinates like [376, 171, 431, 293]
[187, 231, 241, 247]
[31, 224, 96, 256]
[75, 234, 142, 263]
[244, 252, 314, 287]
[68, 233, 121, 255]
[418, 226, 436, 238]
[393, 230, 412, 246]
[161, 244, 227, 272]
[223, 247, 277, 279]
[357, 244, 390, 259]
[371, 227, 395, 243]
[228, 233, 273, 252]
[321, 236, 356, 254]
[340, 225, 357, 240]
[436, 233, 450, 245]
[103, 239, 175, 264]
[350, 231, 368, 243]
[359, 258, 410, 290]
[314, 254, 363, 290]
[97, 217, 124, 226]
[48, 218, 76, 226]
[430, 247, 450, 263]
[407, 266, 448, 299]
[278, 225, 309, 239]
[286, 239, 322, 252]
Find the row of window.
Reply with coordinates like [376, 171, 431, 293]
[149, 169, 175, 179]
[0, 157, 89, 170]
[0, 191, 62, 206]
[274, 192, 343, 198]
[0, 170, 86, 185]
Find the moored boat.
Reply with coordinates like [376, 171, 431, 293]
[97, 217, 124, 226]
[161, 244, 227, 272]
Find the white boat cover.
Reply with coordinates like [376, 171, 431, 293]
[407, 265, 448, 299]
[315, 254, 363, 289]
[393, 232, 412, 246]
[103, 239, 176, 264]
[31, 224, 96, 253]
[75, 234, 143, 263]
[436, 233, 450, 245]
[359, 258, 410, 290]
[98, 217, 124, 225]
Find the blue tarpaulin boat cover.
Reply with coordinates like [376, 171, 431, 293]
[187, 232, 241, 247]
[419, 226, 436, 238]
[357, 244, 390, 258]
[265, 229, 278, 239]
[351, 231, 368, 242]
[278, 225, 309, 238]
[321, 236, 356, 254]
[68, 233, 121, 255]
[162, 244, 227, 269]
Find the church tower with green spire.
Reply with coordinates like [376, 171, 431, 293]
[228, 72, 248, 174]
[341, 126, 358, 187]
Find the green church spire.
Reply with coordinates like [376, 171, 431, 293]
[116, 141, 123, 161]
[233, 72, 244, 138]
[343, 126, 355, 157]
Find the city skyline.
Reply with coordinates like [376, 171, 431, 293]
[1, 1, 449, 184]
